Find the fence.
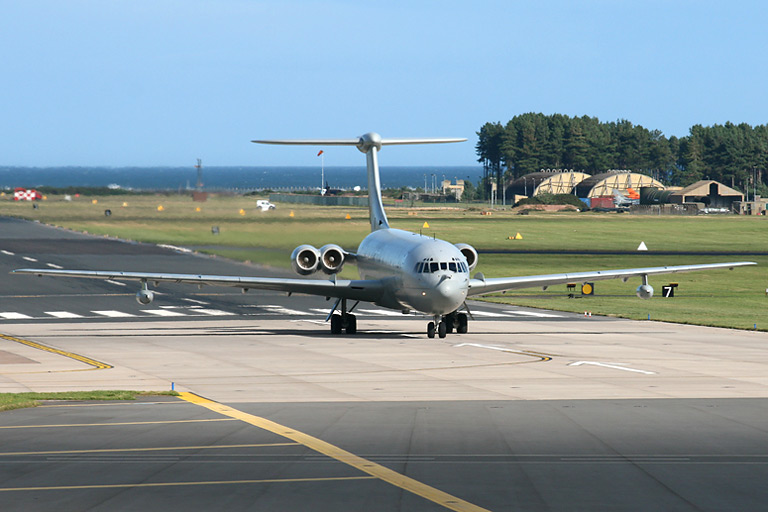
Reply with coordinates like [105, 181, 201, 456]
[269, 193, 369, 207]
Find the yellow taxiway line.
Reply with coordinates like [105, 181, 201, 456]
[0, 442, 299, 457]
[0, 476, 377, 492]
[180, 392, 491, 512]
[0, 333, 112, 371]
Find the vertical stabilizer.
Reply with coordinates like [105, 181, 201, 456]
[365, 144, 389, 230]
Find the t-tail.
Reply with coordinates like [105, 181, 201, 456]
[252, 132, 466, 232]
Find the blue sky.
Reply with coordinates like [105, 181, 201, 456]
[2, 0, 766, 167]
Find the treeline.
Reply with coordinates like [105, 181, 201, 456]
[476, 113, 768, 196]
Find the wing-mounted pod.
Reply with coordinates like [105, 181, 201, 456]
[319, 244, 346, 274]
[454, 243, 478, 271]
[291, 244, 321, 276]
[636, 274, 654, 299]
[135, 281, 154, 304]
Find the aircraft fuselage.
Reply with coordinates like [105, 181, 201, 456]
[356, 228, 469, 315]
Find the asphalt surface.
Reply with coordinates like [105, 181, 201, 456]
[1, 216, 767, 511]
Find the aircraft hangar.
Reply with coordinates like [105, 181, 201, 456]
[573, 170, 665, 199]
[505, 169, 591, 202]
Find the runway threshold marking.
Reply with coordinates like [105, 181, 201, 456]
[0, 442, 299, 457]
[0, 333, 112, 370]
[0, 475, 376, 493]
[180, 392, 491, 512]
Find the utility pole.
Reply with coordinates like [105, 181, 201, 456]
[195, 159, 203, 191]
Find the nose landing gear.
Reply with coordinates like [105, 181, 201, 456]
[426, 311, 468, 338]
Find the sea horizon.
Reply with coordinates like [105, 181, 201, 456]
[0, 165, 483, 192]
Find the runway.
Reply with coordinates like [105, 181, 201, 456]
[1, 216, 767, 511]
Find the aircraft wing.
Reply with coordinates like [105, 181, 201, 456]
[467, 262, 757, 296]
[12, 269, 387, 302]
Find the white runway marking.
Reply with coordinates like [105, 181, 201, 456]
[260, 305, 312, 316]
[45, 263, 64, 269]
[144, 309, 187, 317]
[181, 298, 209, 305]
[505, 310, 563, 318]
[22, 256, 38, 262]
[195, 309, 236, 316]
[0, 250, 14, 256]
[456, 342, 526, 354]
[45, 311, 84, 319]
[0, 312, 33, 319]
[466, 310, 509, 318]
[569, 361, 656, 375]
[358, 309, 407, 317]
[92, 310, 136, 318]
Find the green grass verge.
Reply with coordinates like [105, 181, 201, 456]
[0, 390, 179, 413]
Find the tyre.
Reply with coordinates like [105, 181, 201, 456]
[330, 314, 343, 334]
[427, 321, 436, 338]
[346, 314, 357, 334]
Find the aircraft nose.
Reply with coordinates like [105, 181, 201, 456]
[435, 276, 465, 310]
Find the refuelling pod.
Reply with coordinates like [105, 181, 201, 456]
[636, 284, 654, 299]
[319, 244, 345, 274]
[454, 243, 479, 271]
[136, 289, 154, 305]
[291, 244, 321, 276]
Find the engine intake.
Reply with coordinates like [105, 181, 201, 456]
[291, 244, 321, 275]
[454, 243, 478, 271]
[319, 244, 345, 274]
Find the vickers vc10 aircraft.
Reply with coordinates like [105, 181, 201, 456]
[14, 132, 756, 338]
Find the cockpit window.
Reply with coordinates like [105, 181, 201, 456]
[414, 262, 423, 273]
[440, 262, 447, 270]
[448, 262, 457, 272]
[430, 262, 439, 272]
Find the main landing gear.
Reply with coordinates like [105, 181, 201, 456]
[427, 311, 468, 338]
[329, 298, 357, 335]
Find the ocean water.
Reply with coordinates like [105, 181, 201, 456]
[0, 166, 482, 191]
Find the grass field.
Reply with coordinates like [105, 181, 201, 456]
[0, 391, 179, 412]
[2, 193, 766, 330]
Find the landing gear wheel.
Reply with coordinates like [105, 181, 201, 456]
[444, 315, 455, 333]
[345, 314, 357, 334]
[456, 313, 468, 334]
[330, 314, 343, 334]
[438, 321, 447, 338]
[427, 321, 436, 338]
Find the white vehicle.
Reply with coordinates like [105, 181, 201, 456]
[14, 132, 756, 338]
[256, 200, 276, 211]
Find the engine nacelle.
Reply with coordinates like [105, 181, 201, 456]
[136, 289, 154, 305]
[454, 243, 479, 271]
[636, 284, 654, 300]
[319, 244, 345, 274]
[291, 244, 321, 276]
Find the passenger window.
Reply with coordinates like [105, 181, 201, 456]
[449, 262, 457, 272]
[430, 262, 439, 272]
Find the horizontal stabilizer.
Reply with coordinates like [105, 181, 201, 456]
[252, 133, 467, 150]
